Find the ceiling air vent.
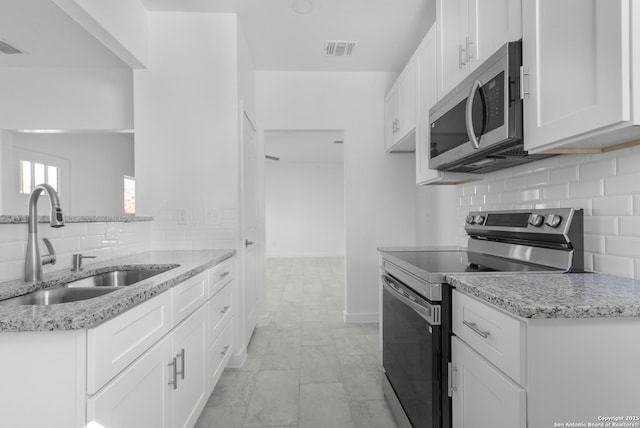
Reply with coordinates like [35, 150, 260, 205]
[325, 40, 358, 57]
[0, 39, 23, 55]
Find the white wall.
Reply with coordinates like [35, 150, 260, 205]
[257, 71, 421, 322]
[266, 161, 344, 257]
[451, 147, 640, 279]
[1, 132, 134, 216]
[134, 12, 240, 251]
[0, 67, 133, 130]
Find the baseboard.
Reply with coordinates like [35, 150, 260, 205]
[343, 310, 379, 324]
[227, 347, 247, 369]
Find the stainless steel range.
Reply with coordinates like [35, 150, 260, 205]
[380, 208, 584, 428]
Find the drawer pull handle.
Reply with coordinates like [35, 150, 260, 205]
[220, 271, 230, 279]
[220, 305, 231, 314]
[168, 357, 178, 390]
[221, 345, 230, 356]
[176, 348, 185, 380]
[463, 320, 490, 339]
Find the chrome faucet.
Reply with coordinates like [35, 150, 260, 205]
[25, 184, 65, 282]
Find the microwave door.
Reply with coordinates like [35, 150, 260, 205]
[465, 80, 487, 150]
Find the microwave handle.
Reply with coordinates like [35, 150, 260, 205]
[465, 79, 482, 149]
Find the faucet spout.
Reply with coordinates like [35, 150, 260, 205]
[25, 184, 65, 282]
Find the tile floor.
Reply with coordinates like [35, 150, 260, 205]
[195, 257, 398, 428]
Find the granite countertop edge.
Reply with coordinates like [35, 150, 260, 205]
[447, 273, 640, 320]
[0, 249, 235, 332]
[0, 215, 154, 224]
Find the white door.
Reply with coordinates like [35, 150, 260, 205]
[451, 337, 526, 428]
[437, 0, 469, 97]
[470, 0, 521, 73]
[241, 107, 259, 343]
[523, 0, 630, 152]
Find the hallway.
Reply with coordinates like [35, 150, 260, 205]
[195, 257, 397, 428]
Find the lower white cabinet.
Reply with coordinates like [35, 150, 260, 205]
[0, 257, 236, 428]
[451, 337, 526, 428]
[87, 334, 173, 428]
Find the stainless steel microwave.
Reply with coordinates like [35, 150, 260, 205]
[428, 41, 552, 173]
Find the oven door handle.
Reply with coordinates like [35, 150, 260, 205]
[381, 274, 440, 326]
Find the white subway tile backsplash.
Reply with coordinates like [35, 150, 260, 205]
[534, 201, 561, 209]
[604, 173, 640, 196]
[569, 179, 603, 199]
[525, 170, 550, 187]
[584, 216, 618, 236]
[504, 174, 526, 190]
[579, 159, 616, 181]
[0, 225, 27, 243]
[619, 217, 640, 236]
[453, 146, 640, 278]
[584, 253, 594, 272]
[542, 184, 569, 200]
[584, 234, 605, 254]
[550, 165, 579, 183]
[0, 242, 24, 262]
[592, 196, 633, 216]
[593, 254, 634, 278]
[606, 237, 640, 258]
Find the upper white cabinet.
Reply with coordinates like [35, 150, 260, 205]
[416, 26, 477, 185]
[436, 0, 522, 98]
[522, 0, 640, 153]
[385, 58, 417, 152]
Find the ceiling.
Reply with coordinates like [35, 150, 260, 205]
[0, 0, 127, 68]
[265, 130, 344, 163]
[141, 0, 435, 72]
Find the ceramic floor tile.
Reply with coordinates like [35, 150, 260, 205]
[349, 400, 397, 428]
[206, 370, 256, 407]
[299, 383, 354, 428]
[302, 322, 334, 346]
[260, 341, 301, 370]
[300, 345, 342, 384]
[195, 406, 247, 428]
[243, 370, 300, 427]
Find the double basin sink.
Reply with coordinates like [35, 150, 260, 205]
[0, 267, 175, 306]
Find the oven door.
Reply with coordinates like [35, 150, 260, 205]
[382, 274, 442, 428]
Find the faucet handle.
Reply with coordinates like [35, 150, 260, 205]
[41, 238, 56, 266]
[71, 253, 97, 272]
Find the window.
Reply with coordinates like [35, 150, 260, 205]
[124, 176, 135, 214]
[19, 160, 59, 194]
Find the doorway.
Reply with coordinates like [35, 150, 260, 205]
[263, 129, 346, 320]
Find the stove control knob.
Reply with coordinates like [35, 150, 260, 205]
[474, 215, 486, 225]
[466, 215, 475, 224]
[545, 214, 562, 228]
[528, 214, 544, 227]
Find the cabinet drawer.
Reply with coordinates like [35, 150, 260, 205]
[208, 258, 233, 298]
[172, 271, 208, 327]
[207, 317, 234, 394]
[208, 282, 233, 345]
[87, 291, 172, 394]
[453, 290, 524, 383]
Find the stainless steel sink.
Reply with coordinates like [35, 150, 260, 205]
[65, 267, 173, 288]
[0, 287, 117, 306]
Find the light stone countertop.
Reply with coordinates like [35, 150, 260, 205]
[447, 273, 640, 319]
[0, 250, 235, 332]
[0, 215, 153, 224]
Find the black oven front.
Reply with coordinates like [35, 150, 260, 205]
[382, 273, 443, 428]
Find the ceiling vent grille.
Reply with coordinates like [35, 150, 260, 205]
[0, 39, 23, 55]
[325, 40, 358, 57]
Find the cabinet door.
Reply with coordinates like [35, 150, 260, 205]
[451, 337, 526, 428]
[437, 0, 469, 97]
[468, 0, 521, 73]
[87, 335, 173, 428]
[523, 0, 630, 152]
[396, 59, 417, 144]
[384, 85, 399, 151]
[172, 304, 208, 428]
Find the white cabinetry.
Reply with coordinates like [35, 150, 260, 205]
[416, 25, 476, 185]
[0, 257, 236, 428]
[451, 337, 526, 428]
[384, 58, 417, 152]
[522, 0, 640, 153]
[436, 0, 521, 98]
[451, 289, 640, 427]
